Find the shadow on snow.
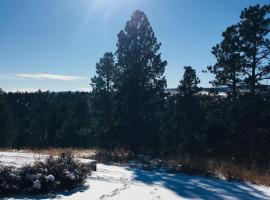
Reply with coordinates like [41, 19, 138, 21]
[1, 185, 89, 200]
[127, 167, 270, 200]
[4, 166, 270, 200]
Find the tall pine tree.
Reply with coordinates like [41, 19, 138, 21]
[239, 4, 270, 95]
[208, 25, 243, 97]
[115, 10, 167, 153]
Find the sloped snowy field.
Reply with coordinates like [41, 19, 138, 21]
[1, 151, 270, 200]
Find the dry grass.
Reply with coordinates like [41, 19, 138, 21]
[164, 155, 270, 186]
[0, 147, 96, 157]
[91, 149, 135, 163]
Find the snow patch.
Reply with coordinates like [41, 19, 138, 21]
[1, 151, 270, 200]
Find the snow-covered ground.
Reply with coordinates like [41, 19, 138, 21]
[0, 151, 48, 167]
[0, 151, 94, 167]
[1, 151, 270, 200]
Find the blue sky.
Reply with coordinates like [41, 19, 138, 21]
[0, 0, 268, 92]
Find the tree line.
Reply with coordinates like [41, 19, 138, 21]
[0, 4, 270, 168]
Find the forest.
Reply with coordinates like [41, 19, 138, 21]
[0, 4, 270, 169]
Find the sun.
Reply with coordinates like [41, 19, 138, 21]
[82, 0, 133, 20]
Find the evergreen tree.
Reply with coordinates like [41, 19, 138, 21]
[91, 52, 119, 150]
[236, 4, 270, 159]
[115, 10, 167, 152]
[0, 89, 8, 146]
[208, 25, 243, 97]
[91, 52, 117, 93]
[178, 66, 200, 97]
[239, 4, 270, 95]
[177, 67, 203, 154]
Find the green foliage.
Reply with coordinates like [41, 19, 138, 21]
[178, 66, 200, 97]
[114, 10, 167, 153]
[164, 67, 204, 155]
[90, 52, 120, 150]
[209, 4, 270, 96]
[208, 25, 243, 96]
[0, 91, 92, 148]
[239, 4, 270, 95]
[1, 4, 270, 170]
[0, 90, 8, 146]
[91, 52, 117, 93]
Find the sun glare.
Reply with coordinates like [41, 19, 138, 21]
[82, 0, 133, 20]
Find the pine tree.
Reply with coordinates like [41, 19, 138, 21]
[91, 52, 117, 93]
[209, 4, 270, 96]
[0, 89, 8, 146]
[170, 67, 204, 154]
[208, 25, 243, 97]
[239, 4, 270, 95]
[115, 10, 167, 152]
[178, 66, 200, 97]
[91, 52, 119, 151]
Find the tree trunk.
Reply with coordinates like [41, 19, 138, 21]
[250, 41, 257, 97]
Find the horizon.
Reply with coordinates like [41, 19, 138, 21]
[0, 0, 269, 92]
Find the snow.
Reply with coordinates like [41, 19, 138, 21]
[1, 151, 270, 200]
[0, 151, 48, 167]
[47, 174, 55, 182]
[0, 151, 95, 167]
